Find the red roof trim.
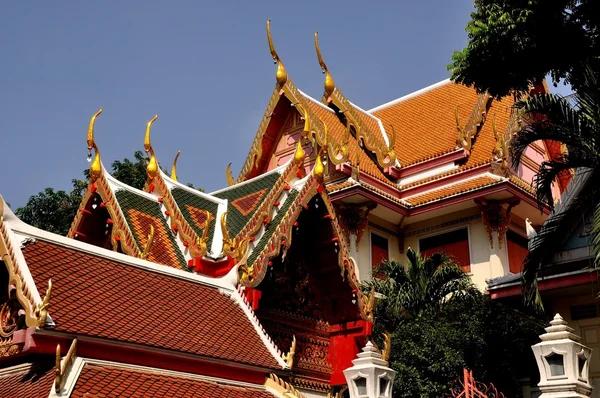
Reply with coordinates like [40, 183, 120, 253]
[29, 331, 271, 385]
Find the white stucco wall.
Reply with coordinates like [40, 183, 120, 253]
[357, 207, 513, 291]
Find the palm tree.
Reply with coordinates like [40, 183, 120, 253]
[510, 67, 600, 305]
[364, 248, 477, 332]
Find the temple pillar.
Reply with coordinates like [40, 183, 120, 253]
[475, 198, 519, 278]
[335, 202, 377, 282]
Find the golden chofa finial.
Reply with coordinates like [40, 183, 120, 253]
[314, 32, 335, 98]
[144, 114, 158, 155]
[171, 151, 181, 181]
[144, 115, 159, 179]
[87, 108, 103, 153]
[87, 109, 103, 181]
[267, 19, 287, 87]
[226, 163, 235, 186]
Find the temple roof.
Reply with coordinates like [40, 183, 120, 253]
[70, 362, 275, 397]
[0, 360, 56, 398]
[1, 198, 287, 370]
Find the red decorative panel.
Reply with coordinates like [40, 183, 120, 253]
[126, 209, 181, 268]
[184, 205, 210, 232]
[230, 189, 268, 216]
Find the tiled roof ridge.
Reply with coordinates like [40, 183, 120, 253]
[52, 357, 276, 397]
[148, 169, 214, 259]
[235, 158, 301, 246]
[213, 162, 287, 196]
[368, 78, 451, 113]
[348, 100, 396, 156]
[4, 200, 238, 292]
[237, 85, 281, 183]
[234, 285, 288, 369]
[161, 170, 226, 206]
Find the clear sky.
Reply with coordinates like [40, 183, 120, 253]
[0, 1, 573, 208]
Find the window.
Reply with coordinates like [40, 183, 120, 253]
[379, 377, 390, 397]
[507, 230, 528, 274]
[355, 377, 367, 396]
[371, 232, 389, 269]
[545, 352, 565, 376]
[419, 228, 470, 272]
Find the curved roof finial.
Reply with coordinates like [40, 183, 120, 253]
[267, 19, 287, 87]
[144, 114, 158, 155]
[87, 109, 103, 181]
[144, 115, 159, 179]
[314, 32, 335, 98]
[87, 108, 103, 153]
[171, 150, 181, 181]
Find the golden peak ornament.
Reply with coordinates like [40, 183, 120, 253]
[171, 150, 181, 181]
[144, 114, 158, 155]
[314, 32, 335, 98]
[87, 109, 103, 181]
[266, 19, 287, 87]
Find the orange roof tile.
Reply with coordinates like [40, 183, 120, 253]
[326, 180, 357, 194]
[22, 240, 280, 369]
[71, 364, 274, 398]
[371, 81, 516, 169]
[0, 360, 55, 398]
[404, 175, 503, 206]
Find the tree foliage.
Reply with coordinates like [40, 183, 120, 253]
[382, 295, 543, 397]
[449, 0, 599, 98]
[15, 151, 202, 235]
[365, 248, 478, 331]
[364, 250, 543, 397]
[511, 67, 600, 304]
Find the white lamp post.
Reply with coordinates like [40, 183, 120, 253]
[531, 313, 593, 397]
[343, 341, 396, 398]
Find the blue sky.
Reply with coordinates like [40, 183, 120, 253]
[0, 1, 573, 208]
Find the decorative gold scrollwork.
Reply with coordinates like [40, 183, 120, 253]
[35, 280, 52, 327]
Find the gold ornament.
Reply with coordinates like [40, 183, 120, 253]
[171, 151, 181, 181]
[266, 19, 287, 87]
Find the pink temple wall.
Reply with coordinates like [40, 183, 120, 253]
[266, 110, 316, 174]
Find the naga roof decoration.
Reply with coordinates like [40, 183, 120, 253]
[314, 32, 397, 169]
[0, 196, 53, 329]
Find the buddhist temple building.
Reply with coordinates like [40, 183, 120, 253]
[1, 21, 562, 397]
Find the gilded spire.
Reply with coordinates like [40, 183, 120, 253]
[314, 32, 335, 98]
[171, 150, 181, 181]
[144, 115, 159, 179]
[266, 19, 287, 87]
[87, 109, 103, 181]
